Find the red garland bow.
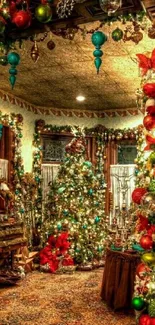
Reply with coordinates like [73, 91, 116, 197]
[136, 48, 155, 76]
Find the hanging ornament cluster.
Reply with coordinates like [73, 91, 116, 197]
[91, 31, 107, 74]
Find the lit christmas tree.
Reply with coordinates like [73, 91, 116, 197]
[130, 50, 155, 325]
[40, 128, 107, 272]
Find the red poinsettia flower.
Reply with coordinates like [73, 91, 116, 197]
[48, 258, 59, 273]
[55, 232, 70, 254]
[62, 254, 74, 266]
[48, 235, 57, 248]
[136, 49, 155, 76]
[136, 48, 155, 76]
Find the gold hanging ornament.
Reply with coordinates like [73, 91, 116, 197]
[31, 41, 39, 63]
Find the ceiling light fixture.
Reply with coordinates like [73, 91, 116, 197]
[76, 95, 85, 102]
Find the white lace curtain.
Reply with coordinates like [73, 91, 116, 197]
[110, 164, 136, 216]
[0, 159, 8, 180]
[41, 164, 60, 202]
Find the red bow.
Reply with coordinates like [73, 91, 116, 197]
[136, 48, 155, 76]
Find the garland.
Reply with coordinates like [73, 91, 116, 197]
[33, 120, 144, 224]
[0, 111, 24, 219]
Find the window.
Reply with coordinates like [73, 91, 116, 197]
[117, 145, 137, 165]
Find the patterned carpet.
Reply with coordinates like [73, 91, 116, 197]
[0, 268, 135, 325]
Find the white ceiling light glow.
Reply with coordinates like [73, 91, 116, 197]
[76, 95, 85, 102]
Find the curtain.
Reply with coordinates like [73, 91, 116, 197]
[0, 159, 8, 180]
[41, 164, 60, 202]
[110, 164, 135, 222]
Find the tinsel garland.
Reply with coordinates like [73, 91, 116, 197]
[0, 111, 24, 219]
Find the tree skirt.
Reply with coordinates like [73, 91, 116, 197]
[0, 268, 135, 325]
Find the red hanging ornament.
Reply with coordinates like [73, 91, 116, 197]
[136, 262, 150, 279]
[132, 188, 147, 205]
[143, 83, 155, 98]
[140, 234, 153, 250]
[143, 115, 155, 130]
[12, 10, 32, 29]
[139, 314, 151, 325]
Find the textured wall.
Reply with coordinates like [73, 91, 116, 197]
[0, 99, 143, 172]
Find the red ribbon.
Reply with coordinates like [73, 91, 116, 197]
[136, 48, 155, 76]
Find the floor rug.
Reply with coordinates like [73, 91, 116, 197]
[0, 268, 135, 325]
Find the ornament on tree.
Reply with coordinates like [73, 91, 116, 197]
[132, 296, 145, 310]
[12, 10, 32, 29]
[140, 235, 153, 250]
[132, 188, 147, 205]
[143, 83, 155, 98]
[143, 115, 155, 131]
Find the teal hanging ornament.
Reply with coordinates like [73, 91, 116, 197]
[7, 52, 20, 89]
[91, 31, 107, 73]
[0, 124, 3, 139]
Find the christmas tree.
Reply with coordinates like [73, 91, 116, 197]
[130, 50, 155, 324]
[40, 128, 107, 272]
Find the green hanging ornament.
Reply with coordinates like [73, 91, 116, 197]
[91, 31, 107, 74]
[7, 52, 20, 89]
[112, 28, 123, 42]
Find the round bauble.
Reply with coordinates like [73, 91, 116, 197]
[140, 234, 153, 250]
[132, 296, 145, 310]
[142, 252, 155, 266]
[12, 10, 32, 29]
[132, 188, 147, 205]
[47, 40, 55, 50]
[143, 83, 155, 98]
[145, 99, 155, 108]
[112, 28, 123, 42]
[143, 115, 155, 130]
[136, 263, 150, 279]
[91, 31, 107, 47]
[7, 52, 20, 66]
[139, 314, 151, 325]
[146, 106, 155, 116]
[35, 4, 52, 23]
[150, 318, 155, 325]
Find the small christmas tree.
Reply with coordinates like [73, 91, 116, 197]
[40, 127, 107, 272]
